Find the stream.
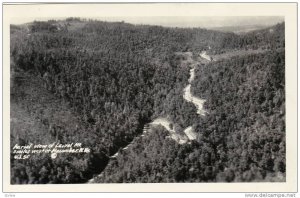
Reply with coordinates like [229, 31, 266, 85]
[87, 51, 210, 183]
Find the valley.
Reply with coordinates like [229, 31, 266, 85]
[10, 19, 285, 183]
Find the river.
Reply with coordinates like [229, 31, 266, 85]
[87, 51, 210, 183]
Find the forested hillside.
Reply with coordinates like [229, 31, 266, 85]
[10, 18, 285, 184]
[95, 50, 285, 183]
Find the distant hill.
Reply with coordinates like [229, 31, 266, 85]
[209, 25, 269, 34]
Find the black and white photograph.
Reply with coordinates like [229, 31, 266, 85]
[2, 2, 298, 193]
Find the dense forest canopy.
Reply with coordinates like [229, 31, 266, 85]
[10, 18, 285, 184]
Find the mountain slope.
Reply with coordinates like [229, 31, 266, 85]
[10, 19, 285, 183]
